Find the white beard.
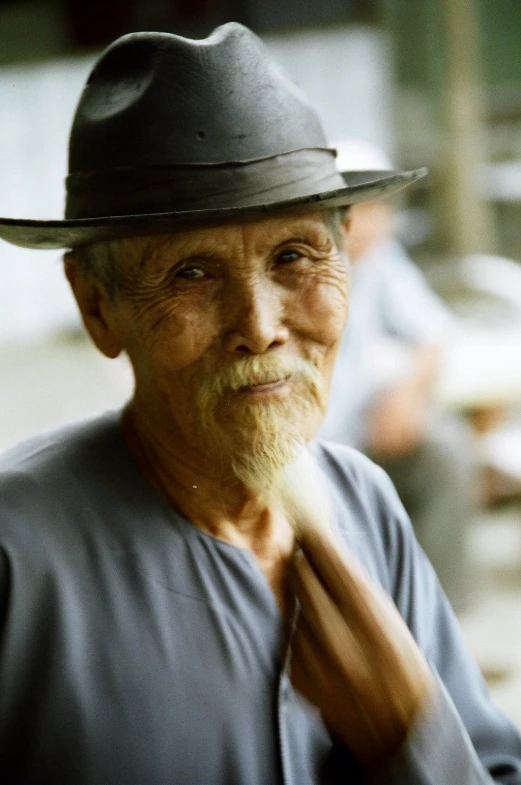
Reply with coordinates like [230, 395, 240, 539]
[271, 445, 333, 535]
[194, 354, 328, 494]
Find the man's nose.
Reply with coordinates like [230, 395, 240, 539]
[222, 278, 289, 354]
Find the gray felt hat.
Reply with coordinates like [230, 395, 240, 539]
[0, 23, 426, 250]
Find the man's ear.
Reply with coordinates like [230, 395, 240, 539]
[64, 252, 123, 359]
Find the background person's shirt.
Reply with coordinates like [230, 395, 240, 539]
[320, 239, 454, 447]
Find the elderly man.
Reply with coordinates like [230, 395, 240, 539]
[0, 24, 520, 785]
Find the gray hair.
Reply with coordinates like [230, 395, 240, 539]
[322, 206, 349, 255]
[69, 239, 123, 300]
[68, 206, 349, 298]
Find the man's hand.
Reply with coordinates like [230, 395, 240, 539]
[288, 527, 435, 766]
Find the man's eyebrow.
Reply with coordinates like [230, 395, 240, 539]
[134, 240, 165, 275]
[133, 236, 195, 273]
[275, 224, 335, 247]
[132, 220, 332, 269]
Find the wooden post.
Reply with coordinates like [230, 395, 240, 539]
[439, 0, 497, 255]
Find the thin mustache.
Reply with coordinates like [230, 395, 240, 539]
[202, 357, 320, 397]
[228, 369, 290, 390]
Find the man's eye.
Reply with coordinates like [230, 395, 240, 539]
[276, 249, 303, 265]
[175, 266, 206, 280]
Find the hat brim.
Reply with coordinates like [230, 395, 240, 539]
[0, 168, 426, 250]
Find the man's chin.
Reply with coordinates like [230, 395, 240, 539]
[200, 419, 305, 491]
[195, 394, 323, 488]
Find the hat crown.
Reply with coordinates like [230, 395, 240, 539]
[0, 23, 426, 250]
[68, 23, 328, 173]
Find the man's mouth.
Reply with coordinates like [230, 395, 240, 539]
[237, 376, 291, 395]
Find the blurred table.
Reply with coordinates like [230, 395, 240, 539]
[437, 324, 521, 411]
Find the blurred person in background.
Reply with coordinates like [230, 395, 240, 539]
[0, 25, 519, 785]
[320, 138, 478, 611]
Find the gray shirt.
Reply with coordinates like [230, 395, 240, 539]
[0, 411, 520, 784]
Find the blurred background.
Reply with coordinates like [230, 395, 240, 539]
[1, 0, 521, 727]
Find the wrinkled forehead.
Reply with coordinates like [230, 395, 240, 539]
[118, 210, 337, 269]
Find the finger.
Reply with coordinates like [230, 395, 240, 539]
[291, 610, 371, 701]
[291, 593, 434, 763]
[292, 529, 380, 627]
[291, 542, 421, 680]
[296, 527, 414, 650]
[296, 526, 371, 600]
[290, 614, 384, 758]
[290, 613, 346, 715]
[290, 614, 327, 696]
[289, 551, 361, 661]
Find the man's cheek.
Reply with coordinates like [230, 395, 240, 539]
[310, 264, 349, 303]
[302, 282, 349, 338]
[136, 304, 220, 366]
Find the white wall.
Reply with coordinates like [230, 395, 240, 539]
[0, 56, 94, 343]
[265, 25, 394, 153]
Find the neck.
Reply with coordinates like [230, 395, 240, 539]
[121, 402, 294, 555]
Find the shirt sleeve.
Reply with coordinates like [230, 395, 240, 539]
[368, 464, 521, 784]
[369, 677, 499, 784]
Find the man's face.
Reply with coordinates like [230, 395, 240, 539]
[102, 211, 349, 483]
